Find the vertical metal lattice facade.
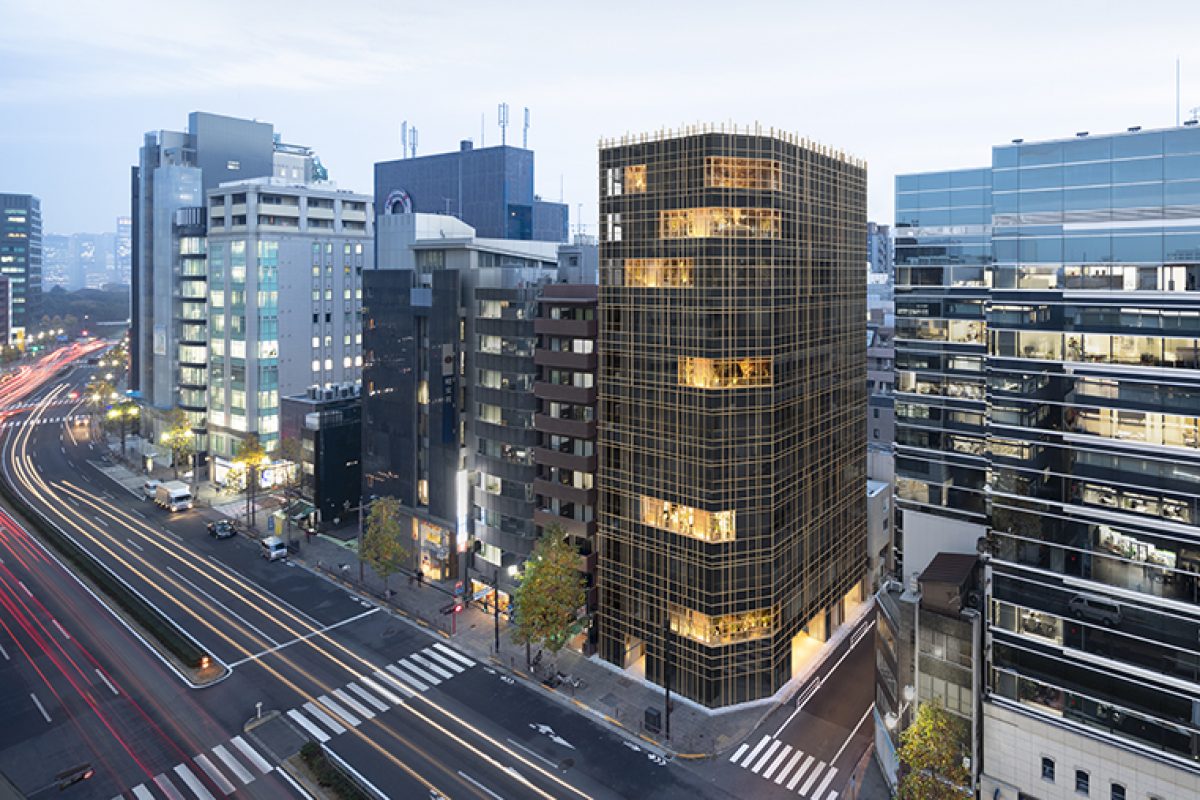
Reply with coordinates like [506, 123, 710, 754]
[597, 129, 867, 707]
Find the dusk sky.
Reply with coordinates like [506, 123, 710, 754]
[3, 0, 1200, 235]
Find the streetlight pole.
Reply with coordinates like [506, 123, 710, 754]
[663, 617, 672, 741]
[493, 568, 501, 654]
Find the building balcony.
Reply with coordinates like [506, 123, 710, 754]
[533, 509, 595, 541]
[533, 446, 596, 474]
[258, 202, 300, 217]
[534, 413, 595, 440]
[307, 206, 335, 219]
[533, 381, 596, 405]
[534, 349, 597, 371]
[533, 478, 594, 508]
[534, 317, 597, 338]
[341, 208, 367, 222]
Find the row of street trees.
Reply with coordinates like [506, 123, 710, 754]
[355, 497, 586, 666]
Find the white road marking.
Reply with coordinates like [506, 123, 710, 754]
[799, 761, 827, 796]
[775, 749, 805, 785]
[738, 734, 770, 767]
[332, 688, 375, 720]
[505, 737, 557, 768]
[395, 658, 438, 687]
[17, 581, 31, 598]
[94, 668, 119, 695]
[346, 681, 390, 712]
[166, 566, 280, 647]
[457, 770, 505, 800]
[751, 739, 782, 773]
[432, 642, 475, 667]
[227, 607, 378, 667]
[730, 743, 749, 763]
[811, 766, 839, 800]
[409, 651, 454, 680]
[303, 700, 346, 735]
[359, 674, 405, 705]
[131, 785, 155, 800]
[29, 692, 51, 723]
[230, 735, 272, 775]
[318, 694, 361, 727]
[126, 537, 144, 552]
[153, 771, 186, 800]
[829, 703, 875, 766]
[787, 755, 815, 791]
[0, 641, 7, 660]
[131, 509, 147, 519]
[173, 764, 215, 800]
[52, 619, 70, 640]
[194, 753, 236, 795]
[775, 678, 823, 736]
[373, 668, 416, 697]
[762, 744, 793, 780]
[420, 647, 465, 673]
[211, 743, 253, 785]
[288, 709, 330, 743]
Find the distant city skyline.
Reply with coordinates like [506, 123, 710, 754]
[3, 1, 1200, 234]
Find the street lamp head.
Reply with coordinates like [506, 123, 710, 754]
[507, 564, 518, 577]
[902, 685, 916, 703]
[884, 711, 899, 731]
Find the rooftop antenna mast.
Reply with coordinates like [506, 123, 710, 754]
[1178, 58, 1182, 126]
[498, 102, 509, 146]
[410, 127, 418, 159]
[523, 107, 530, 149]
[400, 121, 408, 159]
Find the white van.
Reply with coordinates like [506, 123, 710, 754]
[142, 479, 161, 500]
[261, 536, 288, 562]
[1068, 594, 1122, 626]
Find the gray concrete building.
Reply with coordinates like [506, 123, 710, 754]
[205, 178, 372, 472]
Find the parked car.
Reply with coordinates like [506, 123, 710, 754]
[207, 519, 237, 540]
[141, 479, 161, 500]
[261, 536, 287, 561]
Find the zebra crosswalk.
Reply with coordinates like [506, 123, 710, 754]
[113, 642, 476, 799]
[114, 733, 276, 800]
[729, 734, 840, 799]
[0, 397, 75, 412]
[280, 641, 475, 741]
[0, 414, 87, 428]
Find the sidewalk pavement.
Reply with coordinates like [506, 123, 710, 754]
[88, 449, 870, 765]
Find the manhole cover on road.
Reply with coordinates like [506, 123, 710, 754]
[559, 758, 574, 771]
[382, 625, 399, 639]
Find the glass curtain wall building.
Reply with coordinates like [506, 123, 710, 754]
[598, 127, 867, 707]
[893, 169, 992, 574]
[899, 124, 1200, 796]
[0, 194, 41, 335]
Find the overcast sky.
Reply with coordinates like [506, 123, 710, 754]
[3, 0, 1200, 235]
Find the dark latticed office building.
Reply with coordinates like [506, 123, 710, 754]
[597, 126, 868, 707]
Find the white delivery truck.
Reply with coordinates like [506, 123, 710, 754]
[155, 480, 193, 512]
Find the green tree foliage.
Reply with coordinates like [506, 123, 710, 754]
[233, 434, 267, 527]
[510, 525, 586, 661]
[361, 496, 408, 592]
[897, 699, 971, 800]
[161, 408, 194, 479]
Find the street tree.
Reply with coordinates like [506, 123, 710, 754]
[361, 496, 408, 595]
[105, 397, 139, 458]
[897, 699, 971, 800]
[510, 524, 586, 669]
[233, 434, 268, 529]
[161, 408, 194, 480]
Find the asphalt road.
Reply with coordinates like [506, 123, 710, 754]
[699, 613, 877, 800]
[0, 367, 732, 800]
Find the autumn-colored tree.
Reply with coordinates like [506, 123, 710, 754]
[510, 525, 586, 668]
[897, 699, 971, 800]
[161, 408, 195, 480]
[106, 397, 140, 458]
[233, 434, 267, 528]
[361, 496, 408, 594]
